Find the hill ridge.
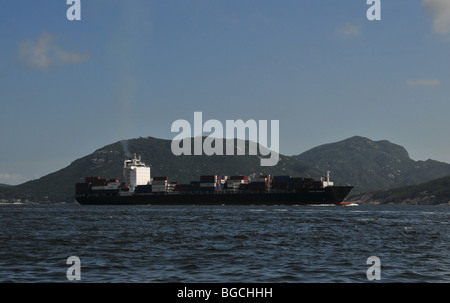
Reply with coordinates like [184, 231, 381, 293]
[1, 135, 450, 203]
[295, 136, 450, 194]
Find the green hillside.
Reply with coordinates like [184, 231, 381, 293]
[2, 135, 450, 203]
[349, 175, 450, 205]
[295, 136, 450, 195]
[0, 137, 321, 202]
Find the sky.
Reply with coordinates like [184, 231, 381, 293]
[1, 0, 450, 185]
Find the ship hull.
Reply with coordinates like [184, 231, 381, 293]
[75, 186, 353, 206]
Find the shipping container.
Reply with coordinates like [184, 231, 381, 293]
[249, 181, 266, 185]
[271, 185, 288, 190]
[230, 175, 248, 180]
[290, 177, 304, 182]
[238, 184, 249, 190]
[153, 177, 169, 181]
[91, 186, 108, 191]
[200, 183, 217, 188]
[200, 175, 218, 180]
[252, 178, 266, 182]
[152, 186, 167, 192]
[198, 187, 217, 191]
[226, 182, 243, 189]
[227, 179, 248, 184]
[174, 184, 193, 192]
[90, 178, 108, 186]
[135, 185, 152, 193]
[152, 181, 168, 187]
[153, 181, 167, 184]
[287, 181, 304, 186]
[252, 176, 270, 186]
[312, 181, 323, 187]
[199, 179, 216, 183]
[248, 187, 266, 191]
[273, 175, 291, 180]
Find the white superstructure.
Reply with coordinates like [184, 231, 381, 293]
[123, 154, 151, 189]
[322, 171, 334, 188]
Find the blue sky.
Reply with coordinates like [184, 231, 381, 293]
[1, 0, 450, 185]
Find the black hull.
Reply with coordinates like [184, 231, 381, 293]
[75, 186, 353, 206]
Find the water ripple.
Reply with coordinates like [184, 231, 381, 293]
[0, 204, 449, 282]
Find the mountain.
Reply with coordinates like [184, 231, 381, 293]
[349, 176, 450, 205]
[295, 136, 450, 195]
[1, 135, 450, 203]
[0, 136, 321, 202]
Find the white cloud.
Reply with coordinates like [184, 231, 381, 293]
[335, 23, 362, 38]
[0, 173, 22, 185]
[406, 78, 441, 87]
[423, 0, 450, 35]
[18, 32, 90, 71]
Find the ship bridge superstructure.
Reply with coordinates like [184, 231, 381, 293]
[123, 154, 151, 188]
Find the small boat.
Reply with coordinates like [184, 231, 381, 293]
[339, 201, 358, 206]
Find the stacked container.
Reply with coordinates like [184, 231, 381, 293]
[286, 177, 304, 189]
[272, 175, 291, 189]
[135, 184, 152, 194]
[190, 181, 201, 191]
[84, 176, 120, 193]
[303, 178, 313, 187]
[253, 175, 270, 186]
[249, 175, 270, 191]
[197, 175, 227, 191]
[174, 184, 193, 192]
[199, 175, 218, 192]
[226, 176, 248, 189]
[312, 180, 323, 188]
[152, 176, 168, 192]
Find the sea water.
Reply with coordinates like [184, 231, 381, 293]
[0, 203, 449, 282]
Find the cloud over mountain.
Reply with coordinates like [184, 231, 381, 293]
[17, 32, 90, 71]
[423, 0, 450, 35]
[0, 173, 22, 185]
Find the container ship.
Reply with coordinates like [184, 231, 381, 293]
[75, 155, 353, 206]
